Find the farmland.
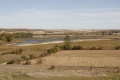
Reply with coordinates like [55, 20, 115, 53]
[0, 34, 120, 80]
[42, 50, 120, 68]
[1, 50, 120, 80]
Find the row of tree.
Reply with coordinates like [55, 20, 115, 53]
[0, 32, 33, 42]
[13, 32, 33, 38]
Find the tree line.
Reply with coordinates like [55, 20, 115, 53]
[0, 32, 33, 42]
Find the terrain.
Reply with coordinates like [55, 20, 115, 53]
[0, 29, 120, 80]
[1, 50, 120, 80]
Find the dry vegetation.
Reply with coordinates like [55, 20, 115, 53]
[0, 39, 120, 80]
[42, 50, 120, 67]
[0, 39, 120, 63]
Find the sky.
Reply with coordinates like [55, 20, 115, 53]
[0, 0, 120, 29]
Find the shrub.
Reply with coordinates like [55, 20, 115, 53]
[7, 59, 20, 64]
[90, 46, 97, 50]
[63, 44, 71, 50]
[11, 49, 23, 55]
[47, 45, 62, 54]
[21, 55, 29, 60]
[72, 46, 82, 50]
[7, 60, 14, 64]
[19, 48, 23, 54]
[24, 61, 31, 65]
[48, 65, 55, 70]
[39, 52, 50, 57]
[116, 45, 120, 50]
[36, 59, 42, 65]
[29, 54, 36, 59]
[54, 45, 61, 51]
[90, 46, 102, 50]
[97, 47, 102, 50]
[47, 48, 57, 54]
[1, 52, 8, 55]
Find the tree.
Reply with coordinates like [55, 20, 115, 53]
[63, 35, 71, 50]
[0, 33, 14, 42]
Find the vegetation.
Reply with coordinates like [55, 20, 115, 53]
[116, 45, 120, 50]
[29, 54, 36, 59]
[47, 35, 72, 54]
[72, 45, 82, 50]
[47, 45, 62, 54]
[24, 60, 31, 65]
[0, 33, 14, 42]
[11, 48, 23, 54]
[0, 32, 33, 43]
[1, 48, 23, 55]
[89, 46, 102, 50]
[63, 35, 71, 50]
[21, 55, 29, 60]
[21, 54, 36, 61]
[0, 39, 120, 65]
[13, 32, 33, 38]
[48, 65, 55, 70]
[7, 59, 20, 64]
[39, 52, 51, 57]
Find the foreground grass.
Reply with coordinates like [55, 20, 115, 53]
[12, 74, 120, 80]
[12, 74, 38, 80]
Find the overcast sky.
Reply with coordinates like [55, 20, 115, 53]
[0, 0, 120, 29]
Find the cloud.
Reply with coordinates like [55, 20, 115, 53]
[0, 8, 120, 29]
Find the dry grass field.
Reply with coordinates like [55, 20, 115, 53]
[1, 50, 120, 80]
[0, 39, 120, 63]
[0, 39, 120, 80]
[42, 50, 120, 67]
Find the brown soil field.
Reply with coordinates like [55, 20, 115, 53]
[0, 50, 120, 80]
[42, 50, 120, 67]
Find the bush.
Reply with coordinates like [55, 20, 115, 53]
[63, 44, 71, 50]
[21, 55, 29, 60]
[29, 54, 36, 59]
[90, 46, 97, 50]
[24, 61, 31, 65]
[48, 65, 55, 70]
[116, 45, 120, 50]
[97, 47, 102, 50]
[36, 59, 42, 65]
[7, 59, 20, 64]
[1, 52, 8, 55]
[47, 45, 62, 54]
[90, 46, 102, 50]
[54, 45, 61, 51]
[72, 46, 82, 50]
[7, 60, 14, 64]
[47, 48, 57, 54]
[11, 49, 23, 55]
[39, 52, 50, 57]
[19, 48, 23, 54]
